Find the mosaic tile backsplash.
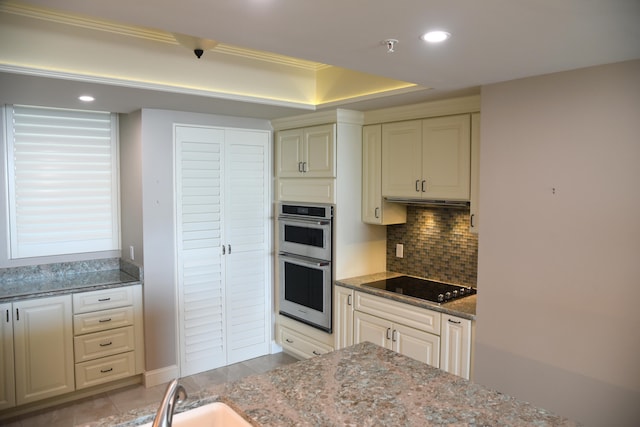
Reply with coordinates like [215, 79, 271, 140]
[386, 206, 478, 287]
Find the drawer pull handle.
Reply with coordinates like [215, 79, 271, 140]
[448, 319, 462, 324]
[386, 328, 391, 340]
[285, 338, 294, 343]
[99, 341, 113, 347]
[99, 318, 112, 323]
[312, 351, 321, 356]
[100, 368, 113, 373]
[98, 298, 111, 302]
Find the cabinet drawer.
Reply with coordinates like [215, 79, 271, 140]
[355, 291, 441, 335]
[73, 287, 134, 314]
[74, 326, 135, 362]
[74, 306, 134, 335]
[279, 326, 333, 359]
[75, 351, 135, 389]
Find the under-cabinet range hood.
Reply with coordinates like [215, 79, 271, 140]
[384, 197, 470, 209]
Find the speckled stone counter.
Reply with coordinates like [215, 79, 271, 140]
[336, 272, 476, 320]
[0, 258, 142, 302]
[88, 342, 577, 427]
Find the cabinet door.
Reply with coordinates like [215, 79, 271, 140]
[334, 286, 354, 349]
[13, 295, 74, 405]
[224, 129, 270, 364]
[469, 112, 480, 233]
[304, 124, 335, 177]
[441, 314, 472, 379]
[354, 311, 391, 349]
[276, 128, 303, 177]
[0, 303, 15, 410]
[421, 115, 471, 200]
[362, 125, 406, 225]
[393, 323, 440, 368]
[175, 125, 227, 376]
[381, 120, 422, 198]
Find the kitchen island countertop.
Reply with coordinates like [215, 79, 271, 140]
[336, 271, 477, 320]
[88, 341, 576, 426]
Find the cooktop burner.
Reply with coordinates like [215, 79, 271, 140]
[362, 275, 476, 303]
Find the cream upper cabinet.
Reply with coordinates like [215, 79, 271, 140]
[276, 124, 336, 178]
[333, 285, 354, 350]
[0, 303, 15, 411]
[469, 112, 480, 233]
[441, 314, 472, 380]
[362, 125, 406, 225]
[382, 114, 471, 201]
[13, 295, 75, 405]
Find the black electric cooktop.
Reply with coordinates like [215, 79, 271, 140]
[362, 275, 476, 304]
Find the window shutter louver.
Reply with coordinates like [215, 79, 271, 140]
[7, 105, 119, 258]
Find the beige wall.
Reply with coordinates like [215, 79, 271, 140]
[474, 59, 640, 426]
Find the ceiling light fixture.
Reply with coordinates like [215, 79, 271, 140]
[421, 31, 451, 43]
[78, 95, 95, 102]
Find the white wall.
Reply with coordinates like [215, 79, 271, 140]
[120, 108, 272, 372]
[474, 59, 640, 426]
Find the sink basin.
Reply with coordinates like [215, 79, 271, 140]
[142, 402, 252, 427]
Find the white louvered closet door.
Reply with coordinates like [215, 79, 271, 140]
[224, 129, 270, 364]
[175, 126, 270, 376]
[175, 126, 226, 376]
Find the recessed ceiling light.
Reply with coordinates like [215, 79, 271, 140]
[78, 95, 95, 102]
[421, 31, 451, 43]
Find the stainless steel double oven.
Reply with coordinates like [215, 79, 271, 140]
[277, 202, 333, 332]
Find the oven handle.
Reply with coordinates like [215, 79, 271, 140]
[279, 252, 330, 267]
[277, 215, 331, 226]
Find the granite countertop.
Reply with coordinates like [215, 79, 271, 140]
[0, 259, 142, 303]
[89, 342, 577, 427]
[336, 271, 477, 320]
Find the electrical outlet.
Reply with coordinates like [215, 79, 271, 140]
[129, 245, 135, 260]
[396, 243, 404, 258]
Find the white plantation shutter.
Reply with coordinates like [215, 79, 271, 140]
[6, 105, 119, 258]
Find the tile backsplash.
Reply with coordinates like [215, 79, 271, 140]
[386, 206, 478, 287]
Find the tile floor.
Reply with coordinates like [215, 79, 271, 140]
[2, 352, 299, 427]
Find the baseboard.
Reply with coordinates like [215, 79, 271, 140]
[143, 365, 179, 388]
[271, 340, 283, 354]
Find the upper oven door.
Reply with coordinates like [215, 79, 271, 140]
[278, 216, 332, 261]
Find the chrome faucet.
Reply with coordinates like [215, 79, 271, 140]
[152, 379, 187, 427]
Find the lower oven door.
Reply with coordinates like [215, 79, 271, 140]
[278, 252, 332, 332]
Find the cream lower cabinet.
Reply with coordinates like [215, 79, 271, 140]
[0, 303, 15, 411]
[278, 324, 334, 359]
[441, 314, 472, 380]
[353, 291, 441, 368]
[13, 295, 75, 406]
[334, 285, 354, 349]
[73, 285, 144, 389]
[354, 311, 440, 367]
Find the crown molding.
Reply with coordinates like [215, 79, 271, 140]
[1, 1, 324, 71]
[363, 95, 481, 124]
[271, 109, 364, 131]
